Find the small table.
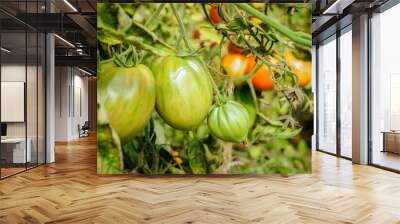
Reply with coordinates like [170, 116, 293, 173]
[1, 138, 31, 164]
[381, 131, 400, 154]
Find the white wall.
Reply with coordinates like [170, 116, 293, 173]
[1, 65, 29, 138]
[54, 66, 89, 141]
[1, 63, 46, 164]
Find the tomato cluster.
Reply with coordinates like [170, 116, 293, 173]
[221, 43, 312, 90]
[99, 55, 253, 144]
[221, 43, 274, 91]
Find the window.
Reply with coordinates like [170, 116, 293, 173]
[339, 27, 352, 158]
[370, 3, 400, 171]
[317, 35, 337, 154]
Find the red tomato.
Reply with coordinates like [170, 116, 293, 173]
[228, 43, 243, 54]
[244, 55, 257, 74]
[252, 64, 273, 90]
[210, 6, 222, 24]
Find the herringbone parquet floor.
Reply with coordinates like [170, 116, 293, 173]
[1, 136, 400, 224]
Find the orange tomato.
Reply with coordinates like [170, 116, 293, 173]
[171, 150, 179, 157]
[175, 157, 183, 165]
[210, 6, 222, 24]
[285, 53, 312, 87]
[251, 17, 263, 25]
[244, 55, 257, 74]
[221, 53, 247, 78]
[252, 64, 273, 90]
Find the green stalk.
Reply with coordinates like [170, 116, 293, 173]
[207, 69, 224, 105]
[170, 3, 194, 53]
[145, 4, 165, 27]
[234, 3, 311, 48]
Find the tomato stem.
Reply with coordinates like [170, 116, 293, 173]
[234, 3, 311, 48]
[246, 79, 259, 113]
[170, 4, 194, 53]
[208, 70, 224, 105]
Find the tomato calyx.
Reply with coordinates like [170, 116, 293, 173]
[113, 45, 143, 68]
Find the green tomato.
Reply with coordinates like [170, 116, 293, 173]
[152, 56, 213, 130]
[98, 59, 117, 101]
[234, 86, 257, 127]
[207, 101, 251, 142]
[195, 122, 209, 140]
[100, 64, 155, 143]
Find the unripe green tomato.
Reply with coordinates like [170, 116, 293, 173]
[234, 86, 257, 128]
[98, 59, 117, 101]
[196, 122, 210, 140]
[207, 101, 251, 142]
[100, 64, 155, 144]
[152, 56, 213, 130]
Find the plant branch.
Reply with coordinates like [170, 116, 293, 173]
[170, 3, 194, 53]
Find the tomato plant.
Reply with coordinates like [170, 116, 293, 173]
[97, 3, 313, 175]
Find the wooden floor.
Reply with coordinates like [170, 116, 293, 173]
[1, 136, 400, 224]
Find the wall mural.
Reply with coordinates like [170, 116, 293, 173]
[97, 3, 313, 174]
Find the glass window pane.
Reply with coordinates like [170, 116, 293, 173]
[371, 4, 400, 171]
[317, 36, 337, 154]
[1, 31, 27, 177]
[340, 28, 352, 158]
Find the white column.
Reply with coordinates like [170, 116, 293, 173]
[352, 14, 369, 164]
[46, 32, 55, 163]
[312, 45, 317, 151]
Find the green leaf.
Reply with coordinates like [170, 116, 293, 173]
[97, 30, 122, 45]
[117, 5, 133, 32]
[154, 118, 166, 145]
[249, 146, 262, 160]
[253, 125, 302, 139]
[97, 3, 118, 30]
[97, 123, 123, 174]
[187, 139, 207, 174]
[122, 140, 140, 171]
[226, 18, 246, 31]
